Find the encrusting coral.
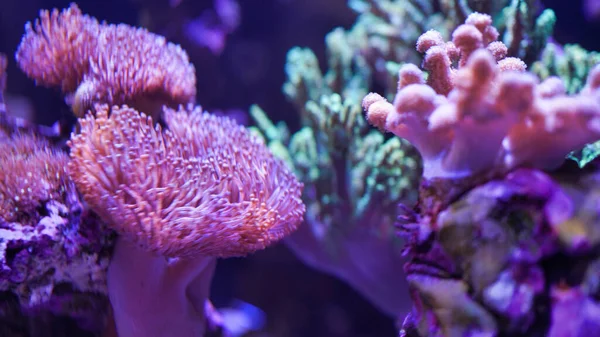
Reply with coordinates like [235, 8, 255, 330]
[15, 3, 196, 120]
[68, 104, 305, 337]
[398, 169, 600, 336]
[0, 133, 111, 307]
[363, 12, 600, 337]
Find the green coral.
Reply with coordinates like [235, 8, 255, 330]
[251, 32, 419, 316]
[347, 0, 446, 64]
[533, 43, 600, 95]
[495, 0, 556, 64]
[531, 44, 600, 167]
[251, 29, 420, 237]
[247, 0, 566, 318]
[250, 0, 559, 237]
[347, 0, 554, 68]
[567, 141, 600, 169]
[327, 0, 554, 103]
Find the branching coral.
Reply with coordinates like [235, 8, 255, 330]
[345, 0, 554, 91]
[531, 42, 600, 168]
[533, 42, 600, 95]
[364, 13, 600, 180]
[15, 3, 196, 119]
[347, 0, 447, 66]
[68, 104, 304, 337]
[251, 27, 419, 316]
[362, 12, 600, 337]
[3, 0, 599, 336]
[493, 0, 556, 64]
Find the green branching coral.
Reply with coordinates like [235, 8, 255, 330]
[253, 42, 420, 239]
[347, 0, 446, 64]
[260, 0, 558, 235]
[533, 43, 600, 95]
[346, 0, 554, 79]
[250, 28, 420, 316]
[568, 141, 600, 169]
[495, 0, 556, 64]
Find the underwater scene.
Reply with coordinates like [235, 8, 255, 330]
[0, 0, 600, 336]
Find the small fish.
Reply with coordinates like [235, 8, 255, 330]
[218, 300, 266, 337]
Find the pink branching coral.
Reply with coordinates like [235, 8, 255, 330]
[15, 4, 196, 119]
[67, 104, 305, 337]
[363, 13, 600, 179]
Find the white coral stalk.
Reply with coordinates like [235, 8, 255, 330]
[107, 238, 215, 337]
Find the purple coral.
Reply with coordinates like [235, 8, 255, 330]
[399, 169, 600, 336]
